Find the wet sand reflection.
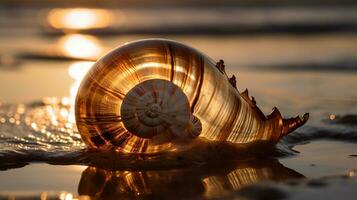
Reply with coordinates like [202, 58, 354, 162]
[78, 159, 303, 199]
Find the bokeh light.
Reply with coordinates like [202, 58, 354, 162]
[47, 8, 113, 30]
[58, 34, 103, 60]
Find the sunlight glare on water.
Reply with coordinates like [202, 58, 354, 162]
[0, 61, 95, 151]
[47, 8, 114, 30]
[58, 34, 104, 60]
[67, 61, 94, 123]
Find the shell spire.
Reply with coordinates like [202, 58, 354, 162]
[282, 113, 309, 136]
[266, 107, 309, 141]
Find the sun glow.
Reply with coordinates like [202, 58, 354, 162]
[47, 8, 113, 30]
[58, 34, 103, 60]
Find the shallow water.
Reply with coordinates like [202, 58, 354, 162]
[1, 5, 357, 200]
[1, 66, 357, 199]
[281, 140, 357, 177]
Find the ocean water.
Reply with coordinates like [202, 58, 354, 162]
[1, 5, 357, 200]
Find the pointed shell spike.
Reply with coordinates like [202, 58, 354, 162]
[282, 113, 310, 137]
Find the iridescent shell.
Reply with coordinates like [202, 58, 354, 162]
[75, 39, 308, 154]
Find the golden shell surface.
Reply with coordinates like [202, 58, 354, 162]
[75, 39, 308, 154]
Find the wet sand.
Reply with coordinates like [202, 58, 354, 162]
[1, 140, 356, 199]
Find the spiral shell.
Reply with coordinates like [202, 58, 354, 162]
[75, 39, 308, 154]
[121, 79, 200, 143]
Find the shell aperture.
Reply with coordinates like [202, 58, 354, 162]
[75, 39, 309, 154]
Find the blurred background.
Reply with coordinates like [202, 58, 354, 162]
[1, 0, 357, 199]
[1, 0, 357, 107]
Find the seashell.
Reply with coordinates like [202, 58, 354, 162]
[75, 39, 309, 154]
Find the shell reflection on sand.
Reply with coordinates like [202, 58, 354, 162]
[47, 8, 114, 31]
[77, 160, 303, 199]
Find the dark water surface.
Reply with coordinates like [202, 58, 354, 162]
[1, 5, 357, 200]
